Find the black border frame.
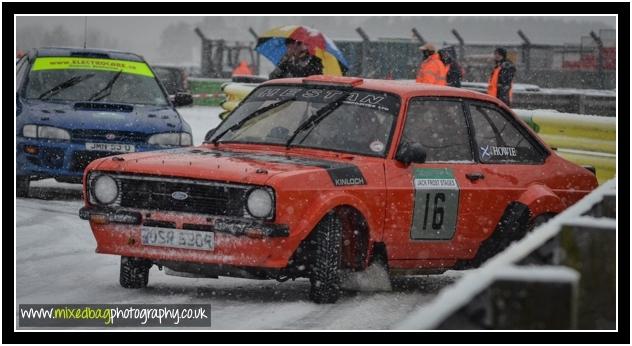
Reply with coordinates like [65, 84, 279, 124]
[5, 3, 629, 344]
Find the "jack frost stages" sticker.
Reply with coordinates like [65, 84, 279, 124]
[411, 168, 460, 240]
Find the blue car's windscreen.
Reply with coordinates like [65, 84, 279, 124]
[23, 57, 169, 106]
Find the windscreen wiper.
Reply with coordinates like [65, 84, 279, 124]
[285, 92, 350, 148]
[38, 73, 95, 100]
[210, 97, 296, 145]
[88, 70, 123, 101]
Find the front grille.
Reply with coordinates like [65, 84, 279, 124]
[70, 129, 148, 142]
[70, 151, 117, 172]
[118, 176, 248, 217]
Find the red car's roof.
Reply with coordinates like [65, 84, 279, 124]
[263, 75, 505, 106]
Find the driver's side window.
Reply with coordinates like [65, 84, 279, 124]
[402, 99, 472, 162]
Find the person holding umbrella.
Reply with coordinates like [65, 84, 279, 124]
[255, 25, 349, 79]
[269, 38, 323, 79]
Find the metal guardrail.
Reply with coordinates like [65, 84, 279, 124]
[444, 82, 615, 117]
[512, 92, 616, 117]
[219, 81, 617, 116]
[394, 179, 617, 329]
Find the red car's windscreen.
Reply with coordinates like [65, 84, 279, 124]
[211, 85, 401, 157]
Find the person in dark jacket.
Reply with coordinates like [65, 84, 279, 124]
[487, 47, 516, 106]
[439, 47, 463, 88]
[269, 39, 323, 79]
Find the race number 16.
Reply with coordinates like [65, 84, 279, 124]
[421, 192, 445, 230]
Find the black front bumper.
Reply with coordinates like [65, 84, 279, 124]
[79, 206, 289, 238]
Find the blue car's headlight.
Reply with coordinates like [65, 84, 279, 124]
[22, 124, 37, 138]
[148, 132, 192, 146]
[23, 125, 70, 140]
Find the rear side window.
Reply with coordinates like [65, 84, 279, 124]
[468, 104, 544, 163]
[401, 99, 472, 162]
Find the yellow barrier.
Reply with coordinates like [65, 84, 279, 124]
[536, 117, 615, 141]
[219, 83, 256, 119]
[539, 134, 616, 154]
[515, 111, 616, 154]
[220, 100, 240, 112]
[514, 110, 616, 184]
[556, 150, 616, 184]
[220, 83, 617, 184]
[222, 83, 257, 100]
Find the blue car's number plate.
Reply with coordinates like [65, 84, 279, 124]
[86, 142, 136, 152]
[141, 226, 214, 251]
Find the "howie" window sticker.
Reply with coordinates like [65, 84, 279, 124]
[479, 145, 517, 159]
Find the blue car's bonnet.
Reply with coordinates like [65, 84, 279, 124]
[17, 99, 185, 135]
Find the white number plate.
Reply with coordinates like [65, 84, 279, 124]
[141, 226, 214, 251]
[85, 142, 136, 152]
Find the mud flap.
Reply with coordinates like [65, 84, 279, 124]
[454, 201, 532, 269]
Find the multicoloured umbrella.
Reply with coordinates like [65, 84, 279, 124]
[255, 25, 349, 76]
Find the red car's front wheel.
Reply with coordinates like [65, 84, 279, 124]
[309, 213, 343, 304]
[120, 256, 152, 289]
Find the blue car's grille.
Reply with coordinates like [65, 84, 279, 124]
[41, 148, 65, 169]
[27, 147, 65, 169]
[70, 130, 148, 142]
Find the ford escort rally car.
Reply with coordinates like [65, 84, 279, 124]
[79, 75, 597, 303]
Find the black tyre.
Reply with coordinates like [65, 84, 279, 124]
[309, 213, 343, 304]
[17, 176, 30, 198]
[119, 256, 151, 289]
[521, 213, 558, 265]
[453, 202, 531, 269]
[528, 213, 556, 232]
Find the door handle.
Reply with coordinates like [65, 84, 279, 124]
[466, 172, 484, 181]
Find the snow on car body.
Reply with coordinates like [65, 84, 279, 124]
[80, 75, 598, 303]
[16, 47, 193, 197]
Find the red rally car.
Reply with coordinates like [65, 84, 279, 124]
[80, 75, 598, 303]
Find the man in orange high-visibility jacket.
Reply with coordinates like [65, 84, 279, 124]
[416, 43, 448, 86]
[488, 47, 516, 106]
[232, 60, 253, 76]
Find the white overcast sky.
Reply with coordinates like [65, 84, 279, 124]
[16, 15, 616, 64]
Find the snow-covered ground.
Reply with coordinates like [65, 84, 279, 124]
[178, 106, 223, 145]
[15, 106, 462, 329]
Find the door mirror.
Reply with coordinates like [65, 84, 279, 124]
[204, 128, 217, 142]
[173, 92, 193, 107]
[396, 142, 427, 165]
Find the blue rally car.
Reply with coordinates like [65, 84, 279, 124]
[16, 47, 194, 197]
